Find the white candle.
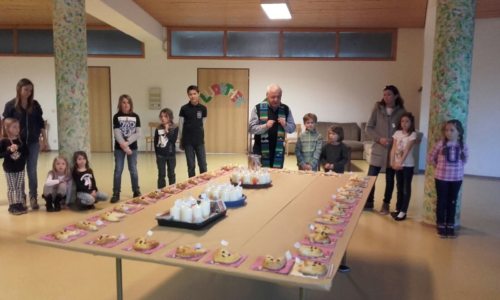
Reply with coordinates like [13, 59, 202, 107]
[170, 205, 181, 221]
[192, 204, 203, 222]
[180, 205, 193, 223]
[200, 200, 211, 218]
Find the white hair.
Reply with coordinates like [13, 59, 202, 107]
[266, 84, 282, 94]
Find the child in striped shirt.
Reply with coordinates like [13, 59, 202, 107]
[428, 119, 469, 238]
[295, 113, 323, 171]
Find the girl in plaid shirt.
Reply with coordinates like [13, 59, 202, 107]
[428, 119, 469, 238]
[295, 113, 323, 171]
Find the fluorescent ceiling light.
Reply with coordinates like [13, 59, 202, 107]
[261, 3, 292, 20]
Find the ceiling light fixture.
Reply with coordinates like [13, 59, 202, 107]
[260, 1, 292, 20]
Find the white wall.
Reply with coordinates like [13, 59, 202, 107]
[0, 28, 424, 153]
[1, 23, 499, 178]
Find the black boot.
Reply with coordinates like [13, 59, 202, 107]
[54, 194, 63, 212]
[44, 195, 54, 212]
[110, 193, 120, 203]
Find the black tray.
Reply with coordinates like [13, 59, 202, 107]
[231, 181, 272, 189]
[156, 210, 226, 230]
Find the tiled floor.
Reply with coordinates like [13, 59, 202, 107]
[0, 152, 499, 300]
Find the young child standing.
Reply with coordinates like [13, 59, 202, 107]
[72, 151, 108, 209]
[389, 112, 418, 221]
[295, 113, 323, 171]
[320, 126, 349, 173]
[0, 118, 28, 215]
[179, 85, 207, 178]
[42, 156, 72, 212]
[154, 108, 178, 188]
[111, 94, 142, 203]
[428, 119, 469, 238]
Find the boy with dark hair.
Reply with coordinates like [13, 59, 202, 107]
[178, 85, 207, 177]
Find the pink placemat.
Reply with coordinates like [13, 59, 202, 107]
[203, 250, 247, 268]
[41, 229, 87, 243]
[250, 256, 295, 275]
[85, 234, 128, 248]
[165, 248, 209, 261]
[122, 243, 166, 255]
[296, 245, 334, 263]
[86, 215, 110, 225]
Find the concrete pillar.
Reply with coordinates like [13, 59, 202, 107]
[423, 0, 476, 225]
[52, 0, 90, 160]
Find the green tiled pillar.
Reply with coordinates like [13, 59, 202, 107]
[53, 0, 90, 160]
[423, 0, 476, 225]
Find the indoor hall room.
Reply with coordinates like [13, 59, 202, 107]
[1, 0, 500, 299]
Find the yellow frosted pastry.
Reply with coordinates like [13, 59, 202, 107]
[313, 224, 336, 235]
[133, 237, 159, 251]
[213, 247, 241, 264]
[315, 215, 343, 225]
[75, 220, 98, 231]
[308, 231, 332, 244]
[53, 229, 80, 241]
[175, 245, 207, 258]
[298, 245, 324, 258]
[262, 255, 286, 271]
[94, 234, 118, 246]
[130, 197, 150, 205]
[298, 260, 327, 276]
[101, 211, 125, 222]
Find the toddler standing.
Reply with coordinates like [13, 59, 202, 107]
[428, 119, 469, 238]
[0, 118, 28, 215]
[320, 126, 349, 173]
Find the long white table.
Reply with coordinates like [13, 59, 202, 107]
[27, 170, 374, 299]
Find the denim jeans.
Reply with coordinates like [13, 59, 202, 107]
[395, 167, 414, 213]
[113, 149, 140, 194]
[184, 144, 207, 178]
[26, 142, 40, 198]
[435, 179, 462, 225]
[156, 155, 176, 188]
[366, 165, 396, 206]
[77, 191, 108, 205]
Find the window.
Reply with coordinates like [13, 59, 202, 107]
[339, 32, 393, 58]
[227, 31, 279, 57]
[283, 32, 336, 58]
[171, 31, 224, 57]
[18, 29, 54, 54]
[87, 30, 143, 55]
[0, 28, 144, 57]
[169, 28, 396, 60]
[0, 29, 14, 53]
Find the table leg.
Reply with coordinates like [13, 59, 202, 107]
[299, 287, 306, 300]
[116, 258, 123, 300]
[341, 252, 348, 265]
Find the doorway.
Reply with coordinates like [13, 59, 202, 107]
[197, 68, 249, 154]
[88, 66, 112, 152]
